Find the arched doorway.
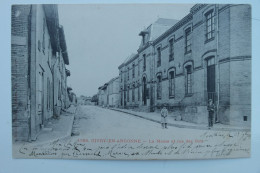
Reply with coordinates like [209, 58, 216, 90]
[142, 77, 147, 105]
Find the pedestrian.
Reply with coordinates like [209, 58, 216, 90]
[207, 99, 215, 129]
[161, 104, 168, 129]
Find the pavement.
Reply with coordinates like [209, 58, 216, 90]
[31, 105, 77, 144]
[109, 107, 250, 131]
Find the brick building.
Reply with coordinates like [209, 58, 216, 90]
[118, 4, 251, 127]
[12, 5, 71, 141]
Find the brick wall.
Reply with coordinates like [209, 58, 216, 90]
[11, 5, 31, 141]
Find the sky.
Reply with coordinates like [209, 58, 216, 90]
[58, 4, 194, 97]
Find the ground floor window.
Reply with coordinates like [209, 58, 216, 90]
[132, 88, 135, 102]
[157, 75, 162, 99]
[169, 71, 175, 97]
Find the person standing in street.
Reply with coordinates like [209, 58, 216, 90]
[161, 104, 168, 129]
[207, 99, 215, 129]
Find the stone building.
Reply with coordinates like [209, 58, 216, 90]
[97, 76, 120, 107]
[107, 77, 120, 107]
[118, 4, 251, 127]
[97, 83, 108, 107]
[12, 5, 71, 141]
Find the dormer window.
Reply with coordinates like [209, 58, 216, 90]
[139, 31, 149, 46]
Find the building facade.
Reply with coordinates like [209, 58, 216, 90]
[12, 5, 71, 141]
[107, 77, 120, 107]
[118, 4, 251, 127]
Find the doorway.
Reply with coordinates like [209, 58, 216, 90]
[207, 57, 216, 102]
[143, 77, 147, 105]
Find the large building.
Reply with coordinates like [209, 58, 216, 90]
[12, 5, 71, 141]
[118, 4, 251, 127]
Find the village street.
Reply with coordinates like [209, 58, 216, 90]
[72, 105, 207, 139]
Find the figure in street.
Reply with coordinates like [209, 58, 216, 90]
[207, 99, 215, 129]
[161, 104, 168, 129]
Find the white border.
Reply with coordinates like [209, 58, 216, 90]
[0, 0, 259, 172]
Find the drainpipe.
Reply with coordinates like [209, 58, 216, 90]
[216, 4, 220, 123]
[27, 4, 32, 142]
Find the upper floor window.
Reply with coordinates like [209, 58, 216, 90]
[138, 84, 140, 101]
[127, 86, 130, 102]
[138, 63, 140, 76]
[205, 10, 215, 41]
[169, 38, 174, 61]
[143, 54, 146, 72]
[132, 63, 135, 78]
[157, 47, 161, 67]
[120, 71, 123, 82]
[169, 71, 175, 97]
[185, 28, 192, 54]
[127, 67, 129, 80]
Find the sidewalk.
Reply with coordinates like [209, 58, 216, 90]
[109, 107, 250, 131]
[32, 105, 77, 144]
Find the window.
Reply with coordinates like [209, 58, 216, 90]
[169, 38, 174, 61]
[185, 28, 192, 54]
[143, 54, 146, 71]
[132, 63, 135, 78]
[127, 67, 129, 80]
[120, 71, 123, 82]
[157, 75, 162, 99]
[185, 65, 192, 95]
[205, 10, 215, 41]
[169, 71, 175, 97]
[132, 86, 135, 102]
[157, 47, 161, 67]
[58, 81, 61, 100]
[138, 84, 140, 101]
[142, 35, 146, 45]
[138, 63, 140, 76]
[127, 86, 130, 102]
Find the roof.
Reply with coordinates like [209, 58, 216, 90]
[43, 5, 60, 53]
[59, 26, 69, 65]
[154, 18, 179, 26]
[138, 18, 179, 50]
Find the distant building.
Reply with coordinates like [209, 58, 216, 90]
[98, 83, 108, 107]
[107, 77, 120, 107]
[118, 4, 251, 127]
[97, 76, 120, 107]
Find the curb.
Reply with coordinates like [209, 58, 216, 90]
[109, 108, 250, 132]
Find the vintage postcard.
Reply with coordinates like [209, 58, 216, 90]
[12, 4, 251, 160]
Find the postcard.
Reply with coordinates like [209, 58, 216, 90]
[12, 4, 251, 160]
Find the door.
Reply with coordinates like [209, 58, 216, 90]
[207, 57, 215, 102]
[38, 71, 44, 125]
[150, 85, 154, 112]
[143, 77, 147, 105]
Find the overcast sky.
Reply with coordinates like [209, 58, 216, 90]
[58, 4, 194, 97]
